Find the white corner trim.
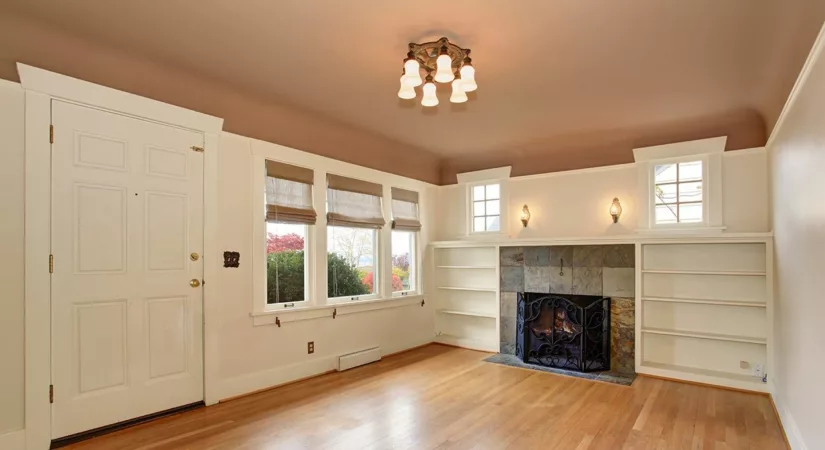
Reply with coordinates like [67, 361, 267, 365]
[770, 382, 809, 450]
[16, 63, 224, 133]
[0, 429, 25, 449]
[456, 166, 512, 184]
[633, 136, 727, 162]
[766, 22, 825, 150]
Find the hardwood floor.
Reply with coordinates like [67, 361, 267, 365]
[64, 344, 788, 450]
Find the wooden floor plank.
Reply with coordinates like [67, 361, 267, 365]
[64, 345, 788, 450]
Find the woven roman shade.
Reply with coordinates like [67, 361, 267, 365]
[391, 187, 421, 232]
[265, 161, 316, 225]
[327, 174, 385, 229]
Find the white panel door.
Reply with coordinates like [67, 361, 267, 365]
[50, 101, 204, 438]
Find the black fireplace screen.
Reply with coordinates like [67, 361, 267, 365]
[516, 293, 610, 372]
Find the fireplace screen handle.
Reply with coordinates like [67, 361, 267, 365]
[559, 258, 564, 276]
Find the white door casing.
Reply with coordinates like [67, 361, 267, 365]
[50, 101, 204, 438]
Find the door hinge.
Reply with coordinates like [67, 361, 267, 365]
[49, 254, 54, 274]
[49, 125, 54, 144]
[49, 385, 54, 404]
[190, 145, 204, 153]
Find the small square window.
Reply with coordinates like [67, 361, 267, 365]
[653, 160, 703, 225]
[471, 183, 501, 232]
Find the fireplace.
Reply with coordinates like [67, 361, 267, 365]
[516, 292, 611, 372]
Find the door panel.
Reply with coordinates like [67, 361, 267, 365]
[51, 101, 204, 438]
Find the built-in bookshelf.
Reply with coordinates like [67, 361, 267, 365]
[433, 245, 499, 352]
[637, 240, 773, 392]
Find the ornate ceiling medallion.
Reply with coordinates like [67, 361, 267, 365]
[398, 37, 477, 107]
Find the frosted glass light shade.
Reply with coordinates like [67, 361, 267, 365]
[460, 64, 477, 91]
[435, 54, 455, 83]
[450, 79, 467, 103]
[403, 58, 422, 87]
[421, 81, 438, 107]
[398, 76, 416, 99]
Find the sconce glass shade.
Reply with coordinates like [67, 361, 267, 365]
[435, 52, 455, 83]
[610, 197, 623, 223]
[421, 81, 439, 107]
[398, 76, 416, 99]
[460, 63, 477, 92]
[403, 58, 423, 87]
[521, 204, 531, 227]
[450, 78, 468, 103]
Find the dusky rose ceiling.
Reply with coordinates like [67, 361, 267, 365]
[1, 0, 823, 184]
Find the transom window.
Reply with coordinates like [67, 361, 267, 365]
[654, 160, 703, 224]
[472, 183, 500, 232]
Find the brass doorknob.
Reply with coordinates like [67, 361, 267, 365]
[190, 279, 201, 288]
[190, 252, 199, 261]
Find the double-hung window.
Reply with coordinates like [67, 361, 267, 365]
[326, 174, 384, 301]
[264, 160, 315, 306]
[391, 187, 421, 295]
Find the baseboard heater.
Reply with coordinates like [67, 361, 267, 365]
[337, 347, 381, 371]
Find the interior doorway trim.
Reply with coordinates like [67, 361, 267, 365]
[21, 64, 224, 450]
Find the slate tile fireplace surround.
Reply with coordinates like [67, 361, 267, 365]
[500, 245, 636, 373]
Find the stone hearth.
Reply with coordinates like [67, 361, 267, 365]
[499, 245, 636, 374]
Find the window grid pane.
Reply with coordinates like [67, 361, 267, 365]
[653, 160, 703, 225]
[471, 183, 501, 232]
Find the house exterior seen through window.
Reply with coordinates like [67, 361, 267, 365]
[654, 160, 703, 224]
[472, 183, 501, 232]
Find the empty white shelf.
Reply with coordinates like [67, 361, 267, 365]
[437, 286, 497, 292]
[641, 296, 766, 308]
[642, 269, 766, 276]
[437, 309, 497, 319]
[642, 327, 767, 345]
[436, 265, 497, 269]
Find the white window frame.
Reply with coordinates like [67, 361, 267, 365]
[326, 225, 382, 304]
[263, 222, 312, 308]
[649, 154, 709, 229]
[467, 181, 507, 235]
[252, 156, 315, 313]
[634, 137, 725, 233]
[391, 229, 420, 297]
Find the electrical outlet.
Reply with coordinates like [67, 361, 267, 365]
[308, 341, 314, 354]
[754, 364, 764, 378]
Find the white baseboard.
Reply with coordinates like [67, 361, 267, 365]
[0, 429, 25, 450]
[769, 381, 808, 450]
[215, 336, 434, 402]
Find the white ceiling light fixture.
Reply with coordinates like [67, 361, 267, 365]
[397, 74, 416, 99]
[402, 52, 423, 87]
[460, 56, 477, 92]
[421, 74, 439, 107]
[398, 37, 477, 106]
[450, 76, 468, 104]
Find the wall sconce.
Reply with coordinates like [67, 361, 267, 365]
[521, 204, 531, 227]
[609, 198, 623, 223]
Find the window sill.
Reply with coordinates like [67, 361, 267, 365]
[638, 225, 727, 235]
[250, 295, 425, 327]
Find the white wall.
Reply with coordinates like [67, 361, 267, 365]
[434, 149, 769, 241]
[767, 28, 825, 450]
[212, 133, 436, 400]
[0, 80, 25, 434]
